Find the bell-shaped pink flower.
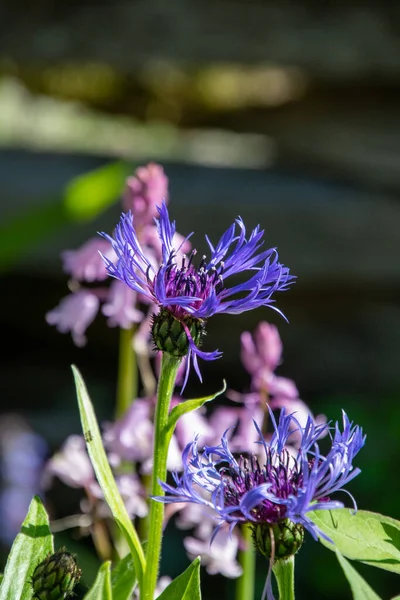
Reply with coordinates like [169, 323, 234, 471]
[62, 238, 116, 282]
[240, 322, 283, 379]
[43, 435, 96, 490]
[123, 163, 169, 227]
[46, 290, 100, 346]
[102, 280, 143, 329]
[184, 527, 243, 578]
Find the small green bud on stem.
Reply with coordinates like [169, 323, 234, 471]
[252, 519, 304, 561]
[152, 309, 206, 357]
[31, 549, 81, 600]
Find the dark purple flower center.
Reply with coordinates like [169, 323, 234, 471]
[219, 450, 303, 524]
[159, 251, 224, 319]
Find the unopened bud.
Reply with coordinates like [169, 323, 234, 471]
[31, 549, 81, 600]
[252, 520, 304, 560]
[151, 309, 206, 357]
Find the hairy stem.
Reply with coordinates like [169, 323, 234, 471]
[142, 353, 181, 600]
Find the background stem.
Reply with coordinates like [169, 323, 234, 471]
[142, 353, 181, 600]
[236, 524, 256, 600]
[116, 325, 137, 418]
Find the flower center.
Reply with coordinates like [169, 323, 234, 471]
[219, 450, 303, 524]
[161, 251, 224, 318]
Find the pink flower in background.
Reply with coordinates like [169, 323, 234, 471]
[241, 322, 282, 377]
[174, 501, 217, 540]
[103, 398, 183, 473]
[123, 163, 169, 226]
[45, 290, 100, 346]
[92, 473, 149, 520]
[103, 400, 154, 467]
[240, 321, 298, 395]
[44, 435, 97, 491]
[209, 405, 265, 454]
[171, 491, 244, 578]
[184, 527, 243, 578]
[226, 321, 326, 454]
[102, 280, 143, 329]
[62, 238, 116, 282]
[174, 408, 213, 449]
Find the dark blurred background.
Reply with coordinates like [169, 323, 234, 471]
[0, 1, 399, 598]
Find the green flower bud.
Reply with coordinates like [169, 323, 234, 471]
[151, 308, 206, 357]
[252, 520, 304, 560]
[31, 549, 81, 600]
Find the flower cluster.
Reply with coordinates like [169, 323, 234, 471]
[44, 162, 364, 587]
[45, 316, 328, 578]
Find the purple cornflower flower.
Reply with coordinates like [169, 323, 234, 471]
[156, 409, 365, 552]
[101, 202, 294, 387]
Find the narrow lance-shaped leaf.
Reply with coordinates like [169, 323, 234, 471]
[309, 509, 400, 574]
[335, 550, 382, 600]
[157, 557, 202, 600]
[84, 561, 113, 600]
[71, 365, 146, 587]
[0, 496, 54, 600]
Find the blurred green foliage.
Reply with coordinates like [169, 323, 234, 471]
[0, 161, 130, 271]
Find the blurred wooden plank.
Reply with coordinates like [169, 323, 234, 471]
[1, 1, 400, 78]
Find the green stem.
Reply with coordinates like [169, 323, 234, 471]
[272, 556, 295, 600]
[236, 524, 256, 600]
[137, 473, 151, 541]
[142, 353, 181, 600]
[116, 325, 137, 418]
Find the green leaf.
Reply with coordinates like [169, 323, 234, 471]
[64, 161, 131, 221]
[165, 381, 227, 445]
[335, 550, 382, 600]
[0, 495, 54, 600]
[111, 553, 137, 600]
[309, 509, 400, 574]
[72, 365, 146, 587]
[157, 558, 202, 600]
[84, 561, 113, 600]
